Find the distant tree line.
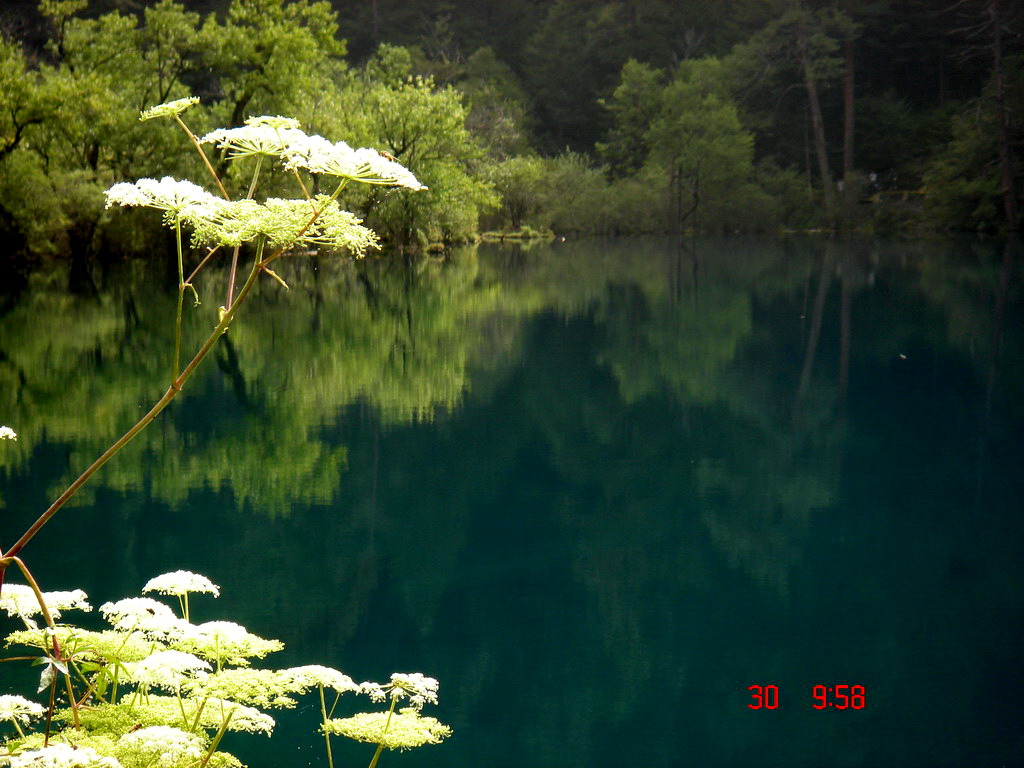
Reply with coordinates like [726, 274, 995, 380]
[0, 0, 1020, 258]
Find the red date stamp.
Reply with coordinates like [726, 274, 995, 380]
[747, 685, 866, 709]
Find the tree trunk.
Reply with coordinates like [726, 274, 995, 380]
[990, 0, 1019, 231]
[843, 36, 855, 184]
[801, 46, 836, 220]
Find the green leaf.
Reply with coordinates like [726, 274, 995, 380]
[38, 664, 54, 693]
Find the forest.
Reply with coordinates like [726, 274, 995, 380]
[0, 0, 1020, 258]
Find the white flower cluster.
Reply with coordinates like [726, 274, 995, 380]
[185, 195, 379, 254]
[186, 668, 302, 709]
[0, 425, 16, 440]
[103, 177, 222, 217]
[201, 697, 276, 735]
[123, 650, 211, 691]
[285, 665, 359, 694]
[142, 571, 220, 598]
[174, 620, 284, 667]
[99, 597, 182, 638]
[198, 114, 425, 189]
[140, 97, 199, 122]
[201, 117, 308, 160]
[281, 134, 426, 190]
[359, 672, 440, 711]
[116, 726, 204, 768]
[323, 709, 451, 751]
[0, 571, 441, 767]
[5, 742, 122, 767]
[0, 585, 91, 623]
[0, 695, 45, 725]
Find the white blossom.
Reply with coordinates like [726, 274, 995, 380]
[0, 425, 17, 440]
[185, 195, 378, 254]
[140, 97, 200, 121]
[359, 673, 439, 710]
[184, 668, 301, 708]
[6, 743, 122, 767]
[123, 650, 211, 691]
[324, 709, 451, 750]
[0, 694, 45, 725]
[285, 665, 359, 694]
[0, 585, 91, 622]
[248, 115, 302, 130]
[200, 117, 308, 159]
[116, 726, 203, 768]
[104, 177, 224, 217]
[99, 598, 186, 639]
[142, 571, 220, 598]
[202, 698, 276, 735]
[171, 621, 283, 666]
[283, 135, 426, 190]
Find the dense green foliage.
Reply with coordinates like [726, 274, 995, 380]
[0, 0, 1021, 256]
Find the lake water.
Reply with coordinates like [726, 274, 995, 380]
[1, 236, 1022, 767]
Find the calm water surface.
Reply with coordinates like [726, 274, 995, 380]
[1, 236, 1022, 767]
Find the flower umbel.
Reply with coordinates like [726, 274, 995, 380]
[324, 709, 452, 750]
[5, 742, 122, 767]
[0, 585, 91, 622]
[0, 694, 45, 725]
[285, 665, 359, 695]
[283, 135, 426, 190]
[116, 726, 204, 768]
[184, 668, 302, 708]
[201, 117, 308, 160]
[359, 673, 440, 710]
[171, 621, 283, 667]
[104, 177, 224, 218]
[186, 196, 379, 254]
[0, 425, 17, 440]
[140, 97, 200, 121]
[143, 571, 221, 599]
[123, 650, 211, 691]
[99, 597, 185, 639]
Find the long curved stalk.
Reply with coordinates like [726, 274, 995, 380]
[174, 115, 230, 201]
[0, 177, 345, 582]
[174, 216, 185, 378]
[226, 155, 266, 309]
[1, 249, 264, 565]
[319, 685, 335, 768]
[366, 696, 398, 768]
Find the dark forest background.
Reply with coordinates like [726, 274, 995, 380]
[0, 0, 1020, 257]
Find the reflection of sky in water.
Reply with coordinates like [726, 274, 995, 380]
[2, 237, 1022, 767]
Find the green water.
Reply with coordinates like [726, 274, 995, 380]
[2, 236, 1022, 767]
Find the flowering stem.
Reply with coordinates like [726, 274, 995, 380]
[189, 697, 208, 733]
[226, 155, 265, 308]
[43, 664, 56, 745]
[174, 115, 230, 201]
[293, 168, 311, 199]
[245, 155, 264, 200]
[174, 216, 185, 378]
[74, 665, 106, 708]
[198, 708, 234, 768]
[319, 685, 335, 768]
[1, 240, 265, 564]
[367, 743, 386, 768]
[1, 188, 331, 570]
[185, 245, 221, 285]
[175, 690, 189, 730]
[366, 697, 398, 768]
